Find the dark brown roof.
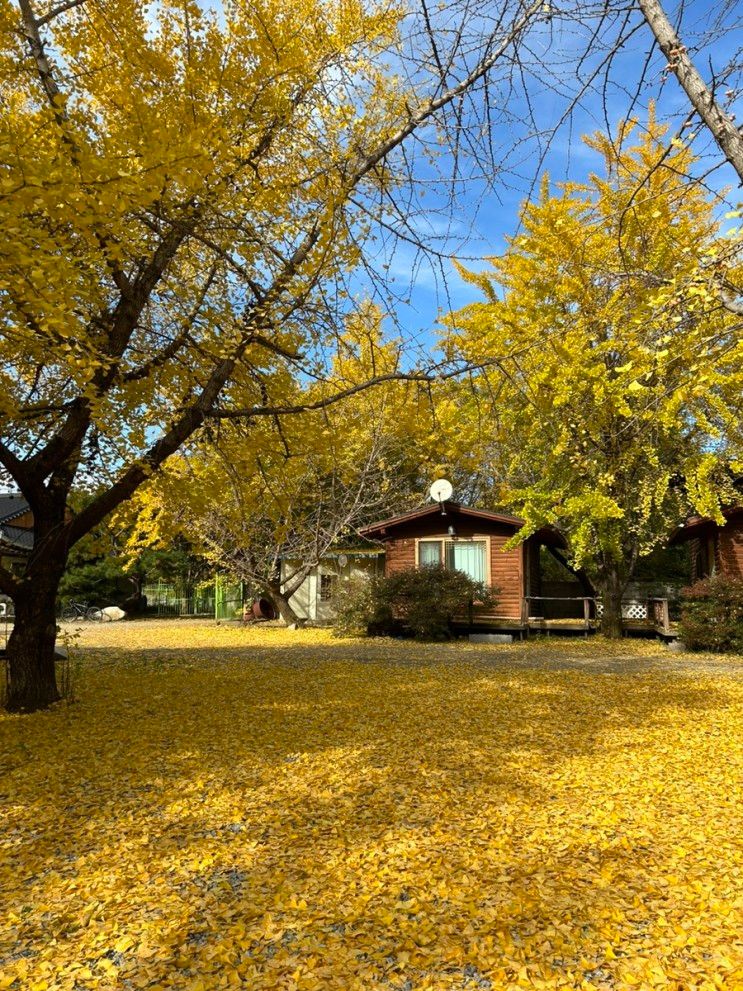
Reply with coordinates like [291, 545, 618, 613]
[0, 493, 30, 524]
[0, 524, 33, 554]
[669, 506, 743, 543]
[360, 501, 525, 538]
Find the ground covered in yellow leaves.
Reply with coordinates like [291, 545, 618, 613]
[1, 624, 742, 990]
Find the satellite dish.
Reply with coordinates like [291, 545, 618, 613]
[337, 553, 348, 568]
[429, 478, 453, 503]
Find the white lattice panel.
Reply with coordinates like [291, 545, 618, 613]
[595, 600, 647, 620]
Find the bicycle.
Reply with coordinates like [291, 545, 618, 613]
[61, 600, 103, 622]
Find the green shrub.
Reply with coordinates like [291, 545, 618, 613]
[335, 567, 497, 640]
[679, 575, 743, 653]
[58, 558, 131, 607]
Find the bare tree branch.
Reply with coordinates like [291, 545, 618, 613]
[637, 0, 743, 184]
[36, 0, 86, 28]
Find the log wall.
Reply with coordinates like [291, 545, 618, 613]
[717, 514, 743, 578]
[382, 514, 524, 620]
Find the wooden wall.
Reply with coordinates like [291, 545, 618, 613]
[717, 514, 743, 579]
[382, 513, 524, 620]
[686, 513, 743, 581]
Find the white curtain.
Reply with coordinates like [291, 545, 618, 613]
[446, 541, 486, 583]
[419, 541, 442, 567]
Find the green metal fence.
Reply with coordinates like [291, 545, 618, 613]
[214, 578, 245, 621]
[142, 581, 216, 617]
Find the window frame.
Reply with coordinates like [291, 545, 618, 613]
[319, 573, 336, 602]
[415, 535, 491, 586]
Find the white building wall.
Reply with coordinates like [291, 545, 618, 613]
[281, 553, 383, 624]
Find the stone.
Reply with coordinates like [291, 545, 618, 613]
[101, 606, 127, 622]
[469, 633, 513, 644]
[665, 639, 687, 652]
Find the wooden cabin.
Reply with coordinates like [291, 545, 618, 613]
[359, 501, 587, 631]
[671, 507, 743, 581]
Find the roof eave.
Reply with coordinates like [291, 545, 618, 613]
[669, 505, 743, 544]
[360, 501, 525, 538]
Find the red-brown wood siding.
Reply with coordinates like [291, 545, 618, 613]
[689, 536, 701, 581]
[717, 515, 743, 578]
[487, 532, 524, 619]
[381, 514, 524, 620]
[384, 537, 417, 573]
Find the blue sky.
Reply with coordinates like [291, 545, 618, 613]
[353, 0, 743, 359]
[188, 0, 741, 361]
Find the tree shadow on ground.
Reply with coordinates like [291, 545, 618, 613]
[1, 646, 741, 989]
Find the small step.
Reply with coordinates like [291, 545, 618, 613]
[469, 633, 514, 644]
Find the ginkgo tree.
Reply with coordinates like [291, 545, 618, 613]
[446, 120, 743, 636]
[0, 0, 562, 711]
[120, 309, 428, 625]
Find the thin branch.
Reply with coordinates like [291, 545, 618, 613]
[36, 0, 86, 28]
[354, 0, 544, 179]
[206, 359, 510, 420]
[122, 263, 219, 384]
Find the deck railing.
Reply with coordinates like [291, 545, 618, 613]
[523, 595, 672, 633]
[522, 596, 595, 629]
[647, 597, 671, 634]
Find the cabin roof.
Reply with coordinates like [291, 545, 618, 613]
[359, 501, 525, 539]
[669, 505, 743, 543]
[0, 523, 33, 554]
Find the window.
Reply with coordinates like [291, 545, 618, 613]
[446, 540, 487, 584]
[418, 539, 487, 584]
[319, 574, 335, 601]
[418, 540, 442, 568]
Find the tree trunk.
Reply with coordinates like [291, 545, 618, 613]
[5, 572, 63, 712]
[598, 566, 625, 639]
[266, 582, 304, 626]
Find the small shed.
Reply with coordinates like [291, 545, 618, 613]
[359, 501, 581, 629]
[671, 507, 743, 581]
[280, 548, 385, 623]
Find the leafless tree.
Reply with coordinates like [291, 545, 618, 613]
[163, 432, 417, 626]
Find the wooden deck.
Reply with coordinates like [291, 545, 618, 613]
[462, 596, 677, 639]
